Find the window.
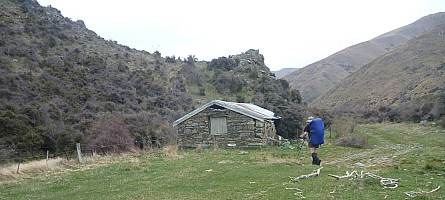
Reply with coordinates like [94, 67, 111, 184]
[210, 117, 227, 134]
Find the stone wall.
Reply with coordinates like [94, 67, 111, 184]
[176, 107, 276, 148]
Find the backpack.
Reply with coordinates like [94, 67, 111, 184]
[309, 118, 325, 145]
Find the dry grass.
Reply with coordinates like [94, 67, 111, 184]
[255, 152, 299, 164]
[263, 155, 298, 164]
[0, 153, 142, 184]
[0, 158, 69, 183]
[194, 143, 203, 152]
[331, 117, 358, 138]
[162, 144, 182, 158]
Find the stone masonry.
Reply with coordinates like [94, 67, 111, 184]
[176, 107, 276, 148]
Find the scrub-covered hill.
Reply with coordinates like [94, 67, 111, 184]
[0, 0, 306, 160]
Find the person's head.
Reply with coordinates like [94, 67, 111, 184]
[306, 116, 314, 123]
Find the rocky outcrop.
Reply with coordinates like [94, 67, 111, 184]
[229, 49, 270, 72]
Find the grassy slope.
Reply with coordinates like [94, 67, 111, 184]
[1, 123, 444, 199]
[284, 12, 445, 104]
[314, 23, 445, 112]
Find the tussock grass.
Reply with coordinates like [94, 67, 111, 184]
[0, 158, 68, 182]
[0, 153, 143, 184]
[162, 144, 182, 158]
[194, 143, 204, 152]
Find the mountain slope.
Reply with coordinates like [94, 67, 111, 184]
[272, 68, 299, 79]
[313, 23, 445, 117]
[0, 0, 307, 160]
[283, 12, 445, 103]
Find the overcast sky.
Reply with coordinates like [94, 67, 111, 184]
[37, 0, 444, 71]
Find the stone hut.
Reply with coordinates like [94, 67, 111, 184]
[173, 100, 280, 148]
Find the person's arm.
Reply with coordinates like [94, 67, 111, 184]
[301, 125, 310, 138]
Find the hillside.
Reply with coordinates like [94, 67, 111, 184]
[272, 68, 299, 79]
[0, 0, 306, 160]
[283, 12, 445, 103]
[313, 23, 445, 122]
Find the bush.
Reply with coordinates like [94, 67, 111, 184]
[85, 117, 134, 153]
[0, 107, 43, 159]
[437, 116, 445, 128]
[165, 56, 176, 63]
[212, 72, 245, 94]
[269, 104, 305, 139]
[208, 57, 237, 71]
[186, 55, 196, 66]
[335, 135, 368, 148]
[147, 120, 178, 147]
[198, 88, 205, 96]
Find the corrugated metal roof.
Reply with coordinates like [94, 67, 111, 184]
[173, 100, 280, 126]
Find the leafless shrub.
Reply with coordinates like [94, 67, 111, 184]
[335, 135, 368, 148]
[146, 118, 178, 147]
[155, 122, 178, 146]
[85, 117, 133, 154]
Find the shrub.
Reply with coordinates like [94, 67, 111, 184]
[198, 88, 206, 96]
[208, 57, 237, 71]
[165, 56, 176, 63]
[271, 104, 305, 139]
[186, 55, 196, 66]
[148, 121, 178, 147]
[85, 117, 133, 153]
[335, 135, 368, 148]
[56, 128, 82, 153]
[236, 95, 245, 103]
[437, 116, 445, 128]
[0, 107, 40, 157]
[212, 73, 245, 94]
[0, 143, 15, 162]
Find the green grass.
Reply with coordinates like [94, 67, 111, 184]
[1, 123, 444, 199]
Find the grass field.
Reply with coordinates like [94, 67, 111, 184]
[1, 123, 444, 199]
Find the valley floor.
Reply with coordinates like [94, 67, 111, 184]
[1, 123, 444, 199]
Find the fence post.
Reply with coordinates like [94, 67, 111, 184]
[76, 143, 85, 164]
[17, 159, 21, 173]
[46, 150, 49, 167]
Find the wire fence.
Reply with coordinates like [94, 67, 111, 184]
[0, 143, 132, 172]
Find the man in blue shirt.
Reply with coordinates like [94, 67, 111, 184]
[303, 116, 324, 165]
